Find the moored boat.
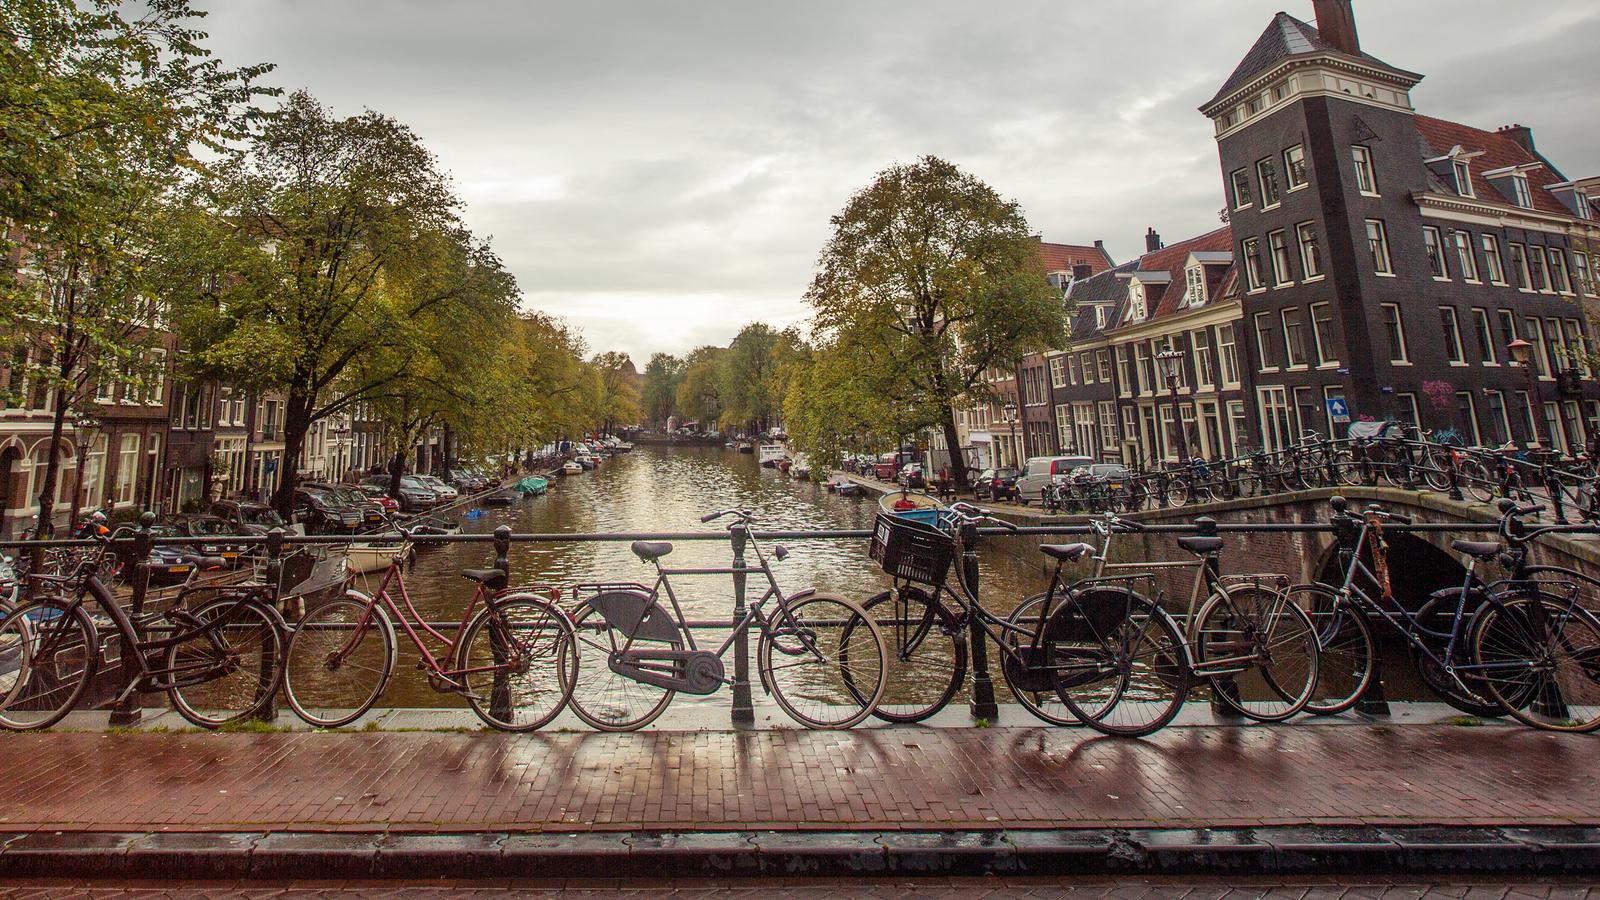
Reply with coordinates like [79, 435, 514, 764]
[480, 490, 519, 506]
[514, 475, 549, 496]
[562, 460, 584, 475]
[737, 441, 754, 454]
[345, 540, 412, 575]
[758, 443, 786, 467]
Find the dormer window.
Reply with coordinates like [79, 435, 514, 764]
[1185, 266, 1206, 306]
[1453, 160, 1474, 198]
[1127, 284, 1146, 323]
[1093, 305, 1106, 329]
[1512, 174, 1534, 209]
[1577, 190, 1592, 221]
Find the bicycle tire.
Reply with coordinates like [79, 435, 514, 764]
[1288, 584, 1376, 716]
[167, 597, 287, 729]
[849, 587, 964, 724]
[456, 595, 575, 732]
[283, 592, 395, 728]
[762, 592, 885, 729]
[1471, 591, 1600, 732]
[1194, 585, 1319, 722]
[1407, 593, 1506, 718]
[1164, 478, 1191, 508]
[1459, 458, 1496, 503]
[999, 592, 1083, 727]
[563, 592, 679, 731]
[1056, 591, 1191, 738]
[1332, 449, 1364, 486]
[0, 600, 99, 731]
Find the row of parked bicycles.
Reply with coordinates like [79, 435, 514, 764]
[1036, 423, 1600, 522]
[0, 492, 1596, 737]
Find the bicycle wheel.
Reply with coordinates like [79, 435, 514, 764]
[167, 597, 286, 728]
[1164, 477, 1191, 508]
[1000, 592, 1083, 727]
[1472, 591, 1600, 732]
[563, 592, 678, 731]
[848, 586, 964, 724]
[1194, 585, 1319, 722]
[455, 595, 575, 732]
[283, 592, 395, 728]
[1056, 590, 1191, 737]
[1459, 457, 1496, 503]
[1411, 594, 1506, 718]
[1287, 584, 1375, 716]
[762, 592, 885, 729]
[0, 601, 99, 731]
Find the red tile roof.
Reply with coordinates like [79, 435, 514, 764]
[1414, 115, 1576, 217]
[1038, 240, 1115, 275]
[1137, 227, 1236, 321]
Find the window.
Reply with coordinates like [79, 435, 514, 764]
[1227, 400, 1248, 457]
[1242, 238, 1265, 291]
[1365, 220, 1392, 274]
[1115, 346, 1132, 396]
[1453, 160, 1474, 198]
[94, 376, 114, 404]
[1055, 405, 1073, 451]
[1528, 247, 1550, 292]
[1352, 146, 1378, 195]
[1255, 312, 1280, 371]
[1218, 323, 1240, 387]
[1545, 403, 1566, 454]
[1456, 392, 1482, 446]
[1096, 350, 1111, 383]
[1323, 387, 1349, 438]
[1074, 404, 1096, 457]
[114, 433, 140, 505]
[82, 434, 106, 510]
[1184, 265, 1206, 306]
[1484, 390, 1511, 445]
[1471, 309, 1496, 365]
[1310, 302, 1337, 366]
[1575, 253, 1593, 295]
[1296, 222, 1322, 279]
[1199, 401, 1223, 459]
[1512, 174, 1533, 209]
[1578, 190, 1593, 221]
[1193, 329, 1215, 389]
[1396, 393, 1421, 431]
[1294, 387, 1323, 438]
[1231, 169, 1253, 210]
[1423, 226, 1449, 279]
[1439, 307, 1464, 364]
[1098, 402, 1117, 451]
[1563, 318, 1589, 376]
[1482, 235, 1506, 284]
[1269, 230, 1293, 286]
[1284, 145, 1308, 190]
[1051, 356, 1068, 389]
[1515, 391, 1537, 446]
[1134, 343, 1151, 393]
[1548, 248, 1572, 294]
[1282, 307, 1309, 368]
[1509, 243, 1532, 290]
[1381, 303, 1409, 363]
[1258, 386, 1293, 452]
[1453, 231, 1480, 282]
[1526, 318, 1550, 377]
[1258, 157, 1282, 208]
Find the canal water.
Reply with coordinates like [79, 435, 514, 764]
[365, 444, 1042, 711]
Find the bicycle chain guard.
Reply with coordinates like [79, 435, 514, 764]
[610, 649, 725, 695]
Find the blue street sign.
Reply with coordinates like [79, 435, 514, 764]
[1326, 397, 1350, 423]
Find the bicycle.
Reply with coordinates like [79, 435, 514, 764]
[0, 518, 287, 730]
[282, 524, 575, 731]
[1288, 498, 1539, 719]
[561, 508, 887, 731]
[848, 503, 1191, 736]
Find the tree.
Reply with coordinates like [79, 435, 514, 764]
[640, 352, 684, 426]
[675, 346, 726, 431]
[715, 322, 801, 436]
[175, 91, 486, 517]
[784, 339, 908, 469]
[589, 351, 641, 435]
[0, 0, 271, 535]
[801, 156, 1066, 489]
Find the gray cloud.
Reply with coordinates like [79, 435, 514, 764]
[198, 0, 1600, 363]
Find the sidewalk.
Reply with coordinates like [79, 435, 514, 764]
[0, 719, 1596, 877]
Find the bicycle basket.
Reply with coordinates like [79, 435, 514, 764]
[869, 512, 957, 585]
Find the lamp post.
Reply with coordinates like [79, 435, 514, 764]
[1509, 339, 1547, 451]
[1002, 401, 1019, 470]
[1156, 348, 1190, 465]
[68, 414, 101, 536]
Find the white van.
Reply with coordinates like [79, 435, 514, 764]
[1016, 455, 1094, 505]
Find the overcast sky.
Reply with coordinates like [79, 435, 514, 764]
[198, 1, 1600, 365]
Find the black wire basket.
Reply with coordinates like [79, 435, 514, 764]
[869, 512, 957, 586]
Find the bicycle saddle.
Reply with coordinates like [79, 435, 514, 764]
[459, 567, 508, 590]
[1450, 540, 1503, 560]
[1177, 536, 1224, 556]
[631, 541, 674, 562]
[1038, 543, 1096, 562]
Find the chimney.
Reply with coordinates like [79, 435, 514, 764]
[1313, 0, 1361, 56]
[1072, 264, 1094, 281]
[1145, 228, 1164, 253]
[1497, 124, 1537, 156]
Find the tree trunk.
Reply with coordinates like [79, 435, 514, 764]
[942, 411, 969, 492]
[387, 451, 407, 500]
[33, 389, 70, 539]
[272, 391, 315, 519]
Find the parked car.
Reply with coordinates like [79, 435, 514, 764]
[294, 486, 364, 534]
[414, 475, 459, 502]
[896, 463, 926, 489]
[168, 515, 251, 567]
[1016, 456, 1095, 505]
[973, 467, 1020, 501]
[142, 525, 229, 587]
[305, 482, 387, 529]
[356, 484, 401, 514]
[359, 476, 438, 512]
[873, 453, 899, 481]
[208, 500, 291, 536]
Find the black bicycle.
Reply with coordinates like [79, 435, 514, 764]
[0, 520, 287, 730]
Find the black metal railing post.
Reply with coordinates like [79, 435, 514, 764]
[493, 525, 512, 579]
[1447, 451, 1465, 503]
[490, 525, 514, 722]
[1541, 454, 1568, 524]
[1401, 442, 1420, 490]
[109, 512, 154, 727]
[729, 522, 755, 726]
[963, 519, 1000, 721]
[252, 527, 287, 723]
[1359, 442, 1375, 487]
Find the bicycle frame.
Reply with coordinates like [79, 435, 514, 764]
[338, 555, 503, 682]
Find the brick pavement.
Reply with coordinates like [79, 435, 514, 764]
[0, 724, 1593, 833]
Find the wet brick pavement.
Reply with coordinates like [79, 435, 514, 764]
[0, 724, 1592, 832]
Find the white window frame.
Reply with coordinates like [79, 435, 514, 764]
[1098, 401, 1117, 452]
[1510, 243, 1533, 291]
[1471, 308, 1497, 366]
[1258, 157, 1282, 209]
[1231, 169, 1253, 210]
[1352, 146, 1378, 196]
[1453, 231, 1480, 282]
[1512, 174, 1533, 209]
[1456, 391, 1482, 446]
[1381, 303, 1410, 364]
[1284, 145, 1308, 192]
[1242, 238, 1265, 291]
[1423, 226, 1449, 280]
[1549, 248, 1572, 294]
[1310, 301, 1338, 367]
[1218, 323, 1241, 389]
[1365, 219, 1393, 275]
[1453, 160, 1474, 198]
[1268, 230, 1293, 286]
[1439, 306, 1465, 365]
[1050, 356, 1067, 390]
[1254, 312, 1280, 373]
[1281, 307, 1309, 370]
[1482, 234, 1506, 285]
[1296, 221, 1322, 280]
[1184, 265, 1206, 306]
[1192, 329, 1215, 390]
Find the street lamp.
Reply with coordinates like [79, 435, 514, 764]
[1001, 402, 1019, 469]
[69, 414, 101, 535]
[1508, 339, 1547, 451]
[1155, 348, 1190, 465]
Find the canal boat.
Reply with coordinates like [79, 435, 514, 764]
[759, 443, 787, 467]
[737, 441, 754, 454]
[562, 460, 584, 475]
[345, 540, 412, 575]
[480, 490, 519, 506]
[513, 475, 549, 496]
[792, 454, 812, 481]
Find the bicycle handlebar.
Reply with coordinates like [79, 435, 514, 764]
[946, 502, 1019, 531]
[701, 508, 754, 525]
[1363, 504, 1411, 525]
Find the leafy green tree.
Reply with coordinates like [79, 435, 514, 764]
[801, 156, 1066, 489]
[640, 352, 684, 426]
[674, 346, 726, 431]
[784, 340, 906, 469]
[589, 351, 641, 435]
[715, 322, 801, 436]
